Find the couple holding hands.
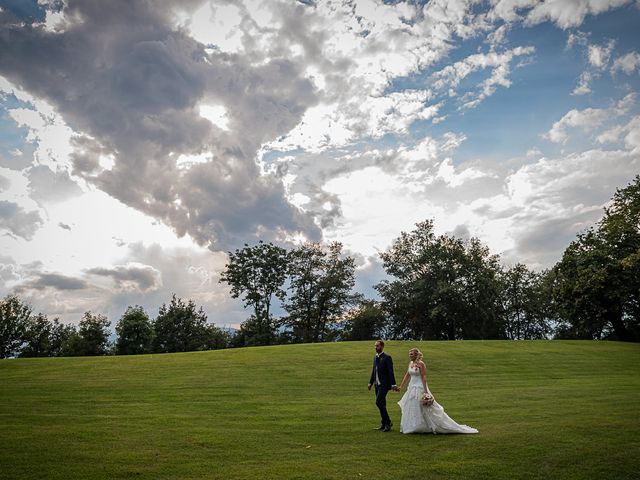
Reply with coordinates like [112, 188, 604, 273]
[368, 339, 478, 435]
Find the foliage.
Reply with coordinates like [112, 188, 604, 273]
[500, 264, 552, 340]
[115, 306, 154, 355]
[63, 311, 111, 356]
[220, 241, 289, 345]
[48, 319, 77, 357]
[283, 242, 357, 343]
[339, 299, 387, 341]
[201, 323, 231, 350]
[0, 294, 31, 358]
[20, 313, 54, 357]
[376, 220, 504, 340]
[552, 175, 640, 341]
[152, 294, 211, 353]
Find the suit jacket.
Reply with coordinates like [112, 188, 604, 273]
[370, 352, 396, 389]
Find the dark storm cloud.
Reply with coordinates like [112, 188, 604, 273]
[0, 0, 321, 249]
[17, 272, 89, 291]
[86, 263, 162, 292]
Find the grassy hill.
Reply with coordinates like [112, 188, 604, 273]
[1, 340, 639, 480]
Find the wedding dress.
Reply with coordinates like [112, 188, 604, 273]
[397, 366, 478, 434]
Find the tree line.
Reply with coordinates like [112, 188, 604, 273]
[223, 175, 639, 344]
[1, 176, 638, 358]
[0, 295, 229, 359]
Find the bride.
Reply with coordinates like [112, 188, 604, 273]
[396, 348, 478, 434]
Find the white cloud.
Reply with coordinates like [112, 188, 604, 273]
[566, 30, 589, 49]
[525, 0, 633, 29]
[545, 107, 609, 143]
[497, 148, 640, 267]
[572, 71, 592, 95]
[588, 40, 615, 69]
[199, 103, 230, 131]
[430, 46, 535, 108]
[612, 51, 640, 74]
[598, 115, 640, 150]
[545, 93, 635, 144]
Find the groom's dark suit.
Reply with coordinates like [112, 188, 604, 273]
[370, 352, 396, 428]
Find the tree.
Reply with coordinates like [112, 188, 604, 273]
[552, 176, 640, 341]
[152, 294, 209, 353]
[340, 299, 387, 341]
[219, 241, 289, 346]
[376, 220, 504, 340]
[500, 264, 551, 340]
[49, 319, 77, 357]
[74, 311, 111, 356]
[283, 242, 357, 343]
[115, 306, 154, 355]
[0, 294, 31, 358]
[202, 323, 230, 350]
[20, 313, 53, 357]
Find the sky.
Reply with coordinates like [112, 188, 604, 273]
[1, 0, 639, 328]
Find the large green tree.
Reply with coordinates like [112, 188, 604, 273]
[20, 313, 53, 357]
[152, 295, 209, 353]
[49, 319, 77, 357]
[115, 306, 154, 355]
[219, 241, 289, 345]
[552, 175, 640, 341]
[283, 242, 357, 343]
[376, 220, 504, 340]
[77, 311, 111, 356]
[0, 294, 30, 358]
[339, 299, 387, 341]
[500, 264, 551, 340]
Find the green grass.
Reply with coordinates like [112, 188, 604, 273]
[1, 341, 639, 479]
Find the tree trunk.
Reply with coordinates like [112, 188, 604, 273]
[607, 308, 634, 341]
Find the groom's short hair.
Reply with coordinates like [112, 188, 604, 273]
[377, 339, 385, 346]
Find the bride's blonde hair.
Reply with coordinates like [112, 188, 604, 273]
[409, 348, 423, 363]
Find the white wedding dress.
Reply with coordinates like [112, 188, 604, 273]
[398, 366, 478, 434]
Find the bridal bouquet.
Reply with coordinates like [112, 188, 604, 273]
[421, 392, 434, 406]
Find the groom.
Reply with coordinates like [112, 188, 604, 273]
[368, 339, 397, 432]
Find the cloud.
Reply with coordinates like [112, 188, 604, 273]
[86, 262, 162, 293]
[0, 200, 43, 240]
[18, 272, 89, 291]
[569, 38, 616, 95]
[497, 148, 640, 267]
[0, 174, 9, 191]
[2, 242, 246, 327]
[597, 115, 640, 150]
[27, 165, 82, 204]
[572, 71, 593, 95]
[612, 51, 640, 74]
[545, 93, 635, 144]
[0, 0, 321, 250]
[566, 30, 589, 50]
[588, 40, 615, 69]
[429, 46, 535, 109]
[525, 0, 633, 29]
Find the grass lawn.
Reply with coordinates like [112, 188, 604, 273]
[1, 340, 639, 479]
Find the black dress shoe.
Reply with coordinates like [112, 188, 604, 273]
[376, 424, 385, 430]
[382, 424, 391, 432]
